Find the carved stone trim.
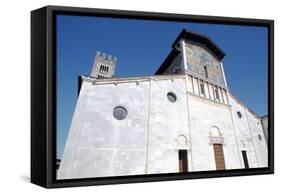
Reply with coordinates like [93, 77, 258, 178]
[209, 136, 224, 145]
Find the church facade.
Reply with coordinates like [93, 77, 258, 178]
[57, 29, 268, 179]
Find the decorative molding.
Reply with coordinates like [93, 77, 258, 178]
[209, 136, 224, 145]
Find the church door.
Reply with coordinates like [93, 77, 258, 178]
[213, 144, 225, 170]
[242, 151, 249, 169]
[179, 150, 188, 172]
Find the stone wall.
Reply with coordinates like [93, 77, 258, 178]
[147, 77, 190, 174]
[185, 42, 225, 85]
[187, 94, 241, 171]
[162, 54, 183, 75]
[229, 95, 268, 168]
[261, 116, 268, 144]
[57, 76, 267, 179]
[57, 80, 150, 179]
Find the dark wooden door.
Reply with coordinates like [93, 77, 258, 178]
[179, 150, 188, 172]
[242, 151, 249, 169]
[213, 144, 225, 170]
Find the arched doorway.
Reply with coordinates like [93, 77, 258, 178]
[209, 126, 225, 170]
[177, 135, 188, 172]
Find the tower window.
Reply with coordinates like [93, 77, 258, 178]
[214, 86, 220, 101]
[97, 75, 105, 79]
[200, 80, 205, 95]
[204, 66, 208, 78]
[99, 65, 108, 73]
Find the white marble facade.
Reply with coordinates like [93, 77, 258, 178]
[57, 30, 268, 179]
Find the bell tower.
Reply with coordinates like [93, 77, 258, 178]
[91, 51, 117, 79]
[155, 29, 229, 104]
[155, 29, 228, 88]
[177, 30, 227, 87]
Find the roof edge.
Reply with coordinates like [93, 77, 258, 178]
[229, 92, 263, 119]
[172, 29, 226, 60]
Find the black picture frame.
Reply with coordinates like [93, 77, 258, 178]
[31, 5, 274, 188]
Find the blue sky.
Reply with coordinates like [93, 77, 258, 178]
[56, 15, 268, 159]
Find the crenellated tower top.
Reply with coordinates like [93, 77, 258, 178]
[91, 51, 117, 79]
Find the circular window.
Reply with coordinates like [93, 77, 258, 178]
[167, 92, 177, 103]
[113, 106, 127, 120]
[237, 111, 242, 118]
[258, 134, 262, 141]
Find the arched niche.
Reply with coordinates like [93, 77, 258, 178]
[239, 140, 247, 150]
[177, 134, 190, 150]
[209, 126, 224, 145]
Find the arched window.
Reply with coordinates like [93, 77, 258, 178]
[204, 66, 208, 78]
[200, 80, 205, 95]
[214, 86, 220, 101]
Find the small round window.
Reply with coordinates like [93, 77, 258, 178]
[237, 111, 242, 118]
[258, 134, 262, 141]
[167, 92, 177, 103]
[113, 106, 127, 120]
